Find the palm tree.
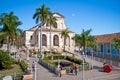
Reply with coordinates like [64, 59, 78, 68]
[15, 29, 24, 49]
[61, 29, 69, 52]
[79, 29, 93, 54]
[0, 13, 9, 48]
[33, 4, 50, 58]
[73, 29, 97, 52]
[72, 34, 82, 53]
[79, 29, 93, 80]
[46, 12, 57, 55]
[0, 12, 22, 53]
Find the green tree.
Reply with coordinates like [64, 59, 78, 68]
[72, 34, 82, 52]
[87, 35, 97, 50]
[46, 12, 57, 55]
[15, 29, 24, 48]
[113, 38, 120, 59]
[73, 29, 97, 70]
[0, 50, 15, 69]
[113, 38, 120, 49]
[33, 4, 50, 58]
[73, 29, 97, 54]
[61, 29, 69, 52]
[0, 12, 22, 53]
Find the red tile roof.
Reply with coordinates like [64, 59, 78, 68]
[95, 32, 120, 43]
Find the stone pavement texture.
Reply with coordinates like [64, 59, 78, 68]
[29, 52, 120, 80]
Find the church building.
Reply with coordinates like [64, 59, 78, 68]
[23, 12, 75, 52]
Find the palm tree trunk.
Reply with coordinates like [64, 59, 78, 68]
[83, 46, 86, 55]
[50, 26, 53, 60]
[7, 36, 9, 51]
[40, 26, 43, 58]
[50, 26, 52, 55]
[7, 36, 10, 55]
[64, 37, 66, 52]
[79, 46, 81, 54]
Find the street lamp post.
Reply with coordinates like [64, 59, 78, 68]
[82, 52, 85, 80]
[91, 48, 93, 70]
[34, 62, 36, 80]
[34, 54, 37, 80]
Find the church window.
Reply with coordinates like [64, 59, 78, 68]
[42, 34, 47, 46]
[36, 35, 38, 44]
[53, 35, 59, 46]
[30, 35, 33, 40]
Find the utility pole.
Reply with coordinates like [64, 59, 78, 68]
[91, 48, 93, 70]
[34, 62, 36, 80]
[82, 52, 85, 80]
[34, 54, 37, 80]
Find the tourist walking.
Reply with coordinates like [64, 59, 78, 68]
[72, 63, 77, 75]
[75, 64, 77, 75]
[32, 61, 35, 71]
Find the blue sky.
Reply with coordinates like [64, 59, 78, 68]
[0, 0, 120, 35]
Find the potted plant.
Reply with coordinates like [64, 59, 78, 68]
[103, 62, 112, 73]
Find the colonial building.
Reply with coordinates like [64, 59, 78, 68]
[23, 12, 75, 52]
[85, 32, 120, 66]
[95, 32, 120, 59]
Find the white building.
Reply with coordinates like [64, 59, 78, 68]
[23, 12, 75, 52]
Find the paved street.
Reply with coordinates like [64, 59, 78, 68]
[29, 53, 120, 80]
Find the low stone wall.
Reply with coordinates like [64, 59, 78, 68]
[38, 59, 59, 74]
[38, 59, 90, 75]
[22, 74, 33, 80]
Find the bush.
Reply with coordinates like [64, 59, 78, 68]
[47, 55, 64, 60]
[19, 60, 28, 71]
[44, 51, 50, 54]
[54, 61, 72, 67]
[0, 50, 15, 69]
[60, 61, 72, 67]
[66, 56, 82, 64]
[52, 51, 61, 54]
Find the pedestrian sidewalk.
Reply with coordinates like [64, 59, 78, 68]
[28, 53, 120, 80]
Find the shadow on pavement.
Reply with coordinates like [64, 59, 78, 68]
[93, 65, 104, 72]
[52, 74, 60, 77]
